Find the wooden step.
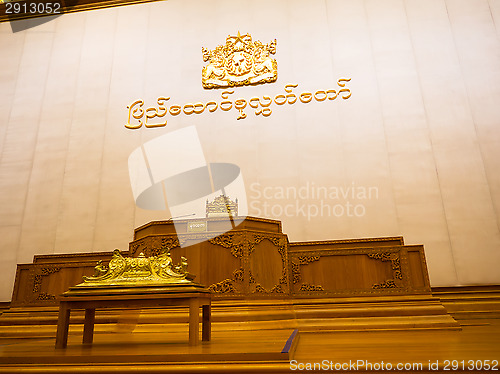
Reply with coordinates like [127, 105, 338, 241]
[432, 285, 500, 320]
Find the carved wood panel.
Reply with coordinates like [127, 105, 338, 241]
[9, 219, 431, 307]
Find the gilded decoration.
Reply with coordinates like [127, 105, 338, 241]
[248, 235, 266, 255]
[202, 32, 277, 89]
[291, 255, 321, 285]
[250, 234, 288, 293]
[208, 279, 236, 294]
[155, 237, 181, 257]
[32, 266, 60, 293]
[36, 292, 56, 301]
[130, 236, 181, 258]
[77, 249, 193, 287]
[372, 280, 397, 289]
[254, 284, 266, 293]
[248, 270, 256, 285]
[367, 251, 403, 288]
[392, 257, 402, 280]
[206, 195, 238, 217]
[270, 284, 285, 293]
[208, 233, 244, 258]
[125, 80, 351, 126]
[299, 284, 324, 292]
[208, 268, 244, 294]
[298, 255, 321, 265]
[233, 268, 244, 283]
[250, 234, 288, 256]
[32, 275, 42, 293]
[291, 261, 301, 284]
[130, 238, 149, 257]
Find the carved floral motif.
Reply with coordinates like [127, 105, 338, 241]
[372, 280, 397, 289]
[291, 254, 321, 285]
[208, 279, 236, 293]
[299, 284, 324, 292]
[36, 292, 56, 301]
[367, 251, 403, 288]
[208, 268, 245, 294]
[209, 233, 245, 258]
[250, 234, 288, 293]
[32, 267, 60, 293]
[297, 255, 321, 265]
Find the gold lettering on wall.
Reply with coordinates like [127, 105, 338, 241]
[124, 79, 352, 129]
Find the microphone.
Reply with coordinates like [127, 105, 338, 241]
[167, 213, 196, 220]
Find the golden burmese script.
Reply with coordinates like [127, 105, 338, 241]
[125, 80, 352, 129]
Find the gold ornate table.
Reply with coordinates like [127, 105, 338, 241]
[55, 249, 211, 348]
[55, 287, 211, 348]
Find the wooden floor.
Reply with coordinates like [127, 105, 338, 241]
[294, 319, 500, 373]
[0, 287, 499, 373]
[0, 318, 498, 373]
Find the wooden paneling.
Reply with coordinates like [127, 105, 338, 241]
[407, 245, 431, 290]
[11, 261, 104, 307]
[9, 217, 431, 307]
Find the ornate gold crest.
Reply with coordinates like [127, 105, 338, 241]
[202, 32, 277, 89]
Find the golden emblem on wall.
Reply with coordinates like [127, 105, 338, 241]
[202, 32, 277, 89]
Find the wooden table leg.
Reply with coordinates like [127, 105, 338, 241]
[55, 302, 70, 349]
[83, 308, 96, 345]
[188, 298, 199, 346]
[202, 302, 211, 342]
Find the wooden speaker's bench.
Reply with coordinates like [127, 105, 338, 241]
[55, 288, 211, 348]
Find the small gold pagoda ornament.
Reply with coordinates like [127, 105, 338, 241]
[202, 32, 277, 89]
[76, 249, 195, 288]
[206, 195, 238, 218]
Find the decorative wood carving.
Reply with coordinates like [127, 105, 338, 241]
[248, 270, 256, 285]
[130, 238, 149, 257]
[233, 269, 244, 283]
[367, 251, 403, 289]
[207, 279, 236, 293]
[158, 237, 181, 256]
[249, 234, 289, 294]
[291, 255, 321, 285]
[209, 233, 245, 258]
[208, 268, 244, 294]
[9, 218, 431, 306]
[299, 284, 324, 292]
[373, 280, 397, 289]
[32, 267, 60, 293]
[291, 261, 301, 284]
[254, 284, 266, 293]
[248, 235, 267, 255]
[269, 283, 286, 293]
[35, 292, 57, 301]
[298, 255, 321, 264]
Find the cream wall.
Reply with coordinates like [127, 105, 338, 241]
[0, 0, 499, 302]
